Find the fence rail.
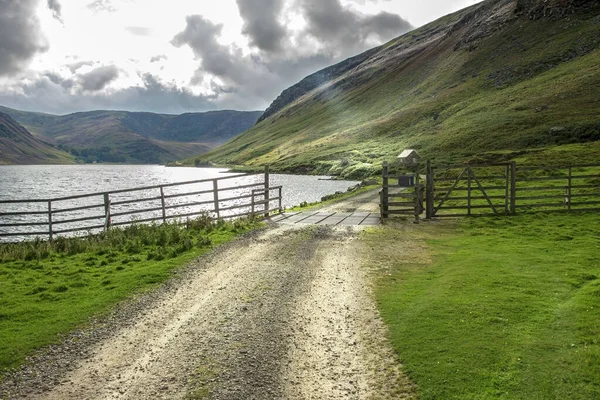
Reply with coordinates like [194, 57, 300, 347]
[0, 166, 282, 242]
[380, 161, 600, 222]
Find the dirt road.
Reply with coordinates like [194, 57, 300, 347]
[1, 192, 414, 399]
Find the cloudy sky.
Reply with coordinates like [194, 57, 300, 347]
[0, 0, 482, 115]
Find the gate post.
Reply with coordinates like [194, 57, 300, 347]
[264, 165, 270, 218]
[414, 163, 421, 224]
[426, 160, 434, 219]
[381, 162, 389, 219]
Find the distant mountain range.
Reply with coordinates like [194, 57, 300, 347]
[192, 0, 600, 177]
[0, 112, 73, 165]
[0, 106, 262, 164]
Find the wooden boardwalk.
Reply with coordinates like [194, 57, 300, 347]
[267, 211, 380, 226]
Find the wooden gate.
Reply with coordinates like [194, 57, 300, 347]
[380, 161, 423, 223]
[427, 162, 512, 218]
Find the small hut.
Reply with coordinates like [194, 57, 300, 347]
[397, 149, 420, 167]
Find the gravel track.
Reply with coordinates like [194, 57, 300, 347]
[1, 192, 414, 399]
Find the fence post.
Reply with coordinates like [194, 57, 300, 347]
[251, 190, 255, 219]
[103, 193, 111, 230]
[213, 179, 220, 219]
[381, 161, 389, 219]
[426, 160, 434, 219]
[47, 200, 53, 241]
[264, 165, 270, 218]
[467, 166, 472, 216]
[414, 163, 421, 224]
[510, 161, 517, 214]
[567, 166, 572, 211]
[159, 186, 167, 224]
[278, 187, 283, 213]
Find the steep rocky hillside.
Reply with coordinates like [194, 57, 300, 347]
[192, 0, 600, 178]
[0, 107, 261, 164]
[0, 113, 73, 165]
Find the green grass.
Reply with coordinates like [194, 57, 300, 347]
[0, 217, 257, 372]
[364, 213, 600, 399]
[185, 5, 600, 178]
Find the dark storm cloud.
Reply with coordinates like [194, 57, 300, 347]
[0, 0, 49, 77]
[236, 0, 287, 52]
[0, 72, 217, 115]
[77, 65, 119, 91]
[301, 0, 412, 51]
[47, 0, 63, 23]
[171, 16, 251, 85]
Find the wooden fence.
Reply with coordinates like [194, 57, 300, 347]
[0, 166, 282, 242]
[381, 161, 600, 222]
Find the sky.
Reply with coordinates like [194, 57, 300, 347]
[0, 0, 482, 115]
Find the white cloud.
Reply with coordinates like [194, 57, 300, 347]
[0, 0, 482, 114]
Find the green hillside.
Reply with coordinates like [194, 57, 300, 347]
[0, 107, 262, 164]
[190, 0, 600, 178]
[0, 113, 73, 165]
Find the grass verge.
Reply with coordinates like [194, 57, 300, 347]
[0, 216, 258, 372]
[363, 213, 600, 399]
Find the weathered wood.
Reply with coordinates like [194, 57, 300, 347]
[516, 185, 567, 191]
[517, 194, 575, 201]
[0, 231, 51, 237]
[434, 167, 468, 214]
[111, 207, 164, 218]
[103, 193, 111, 231]
[264, 165, 270, 218]
[0, 210, 49, 216]
[426, 160, 434, 219]
[52, 214, 106, 225]
[213, 179, 220, 219]
[0, 221, 50, 227]
[468, 166, 498, 214]
[382, 162, 389, 219]
[278, 187, 283, 213]
[435, 195, 507, 201]
[514, 203, 564, 209]
[160, 187, 167, 223]
[51, 202, 106, 214]
[467, 167, 472, 215]
[437, 205, 504, 210]
[111, 196, 163, 206]
[164, 200, 214, 210]
[53, 224, 107, 235]
[414, 163, 421, 224]
[163, 189, 214, 199]
[388, 201, 417, 207]
[517, 163, 600, 170]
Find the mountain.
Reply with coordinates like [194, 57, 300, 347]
[0, 107, 262, 164]
[0, 113, 73, 165]
[190, 0, 600, 178]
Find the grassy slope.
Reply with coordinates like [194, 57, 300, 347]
[0, 219, 257, 372]
[0, 113, 74, 165]
[191, 2, 600, 177]
[363, 214, 600, 399]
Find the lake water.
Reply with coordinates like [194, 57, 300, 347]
[0, 165, 360, 241]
